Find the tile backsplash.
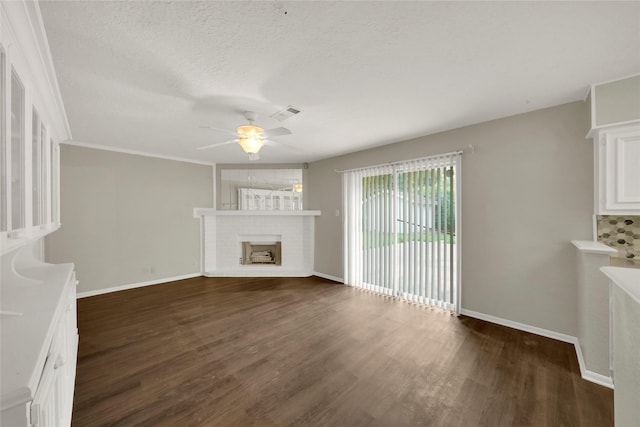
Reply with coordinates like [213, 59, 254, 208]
[596, 215, 640, 262]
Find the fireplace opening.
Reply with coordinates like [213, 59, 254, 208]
[241, 242, 282, 266]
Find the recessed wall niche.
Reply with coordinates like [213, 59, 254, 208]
[218, 167, 304, 210]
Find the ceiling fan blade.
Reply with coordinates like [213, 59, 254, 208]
[196, 139, 236, 150]
[264, 139, 302, 153]
[262, 127, 291, 138]
[200, 125, 237, 137]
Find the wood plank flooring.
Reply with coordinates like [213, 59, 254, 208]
[72, 276, 613, 426]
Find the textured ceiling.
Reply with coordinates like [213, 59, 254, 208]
[39, 1, 640, 164]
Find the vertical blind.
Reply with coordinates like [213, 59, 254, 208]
[342, 152, 461, 312]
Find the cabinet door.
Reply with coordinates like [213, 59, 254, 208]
[603, 124, 640, 212]
[30, 352, 61, 427]
[9, 68, 25, 233]
[31, 276, 78, 427]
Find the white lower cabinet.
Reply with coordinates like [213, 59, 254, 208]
[31, 293, 78, 427]
[0, 245, 78, 427]
[601, 267, 640, 426]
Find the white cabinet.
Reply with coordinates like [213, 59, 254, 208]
[30, 299, 77, 427]
[600, 267, 640, 427]
[572, 240, 617, 387]
[0, 3, 76, 425]
[593, 122, 640, 214]
[1, 1, 69, 256]
[30, 276, 77, 427]
[0, 245, 78, 426]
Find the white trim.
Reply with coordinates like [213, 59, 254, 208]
[204, 271, 313, 278]
[194, 208, 321, 217]
[313, 271, 344, 283]
[584, 85, 596, 137]
[61, 140, 215, 166]
[337, 150, 463, 174]
[460, 308, 577, 343]
[25, 1, 72, 140]
[211, 163, 217, 210]
[582, 372, 614, 389]
[592, 71, 640, 88]
[455, 154, 462, 315]
[460, 308, 614, 389]
[575, 346, 615, 389]
[199, 216, 205, 274]
[76, 273, 201, 299]
[582, 85, 592, 103]
[571, 240, 617, 255]
[587, 119, 640, 139]
[615, 133, 640, 204]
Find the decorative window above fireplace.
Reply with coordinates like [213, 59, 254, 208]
[219, 168, 303, 210]
[238, 188, 302, 211]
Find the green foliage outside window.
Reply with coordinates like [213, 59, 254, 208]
[361, 167, 456, 249]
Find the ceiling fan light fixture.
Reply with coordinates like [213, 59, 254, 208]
[237, 124, 263, 138]
[236, 124, 265, 154]
[237, 136, 264, 154]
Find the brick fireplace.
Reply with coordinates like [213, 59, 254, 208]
[193, 209, 321, 277]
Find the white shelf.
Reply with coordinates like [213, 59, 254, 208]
[571, 240, 617, 255]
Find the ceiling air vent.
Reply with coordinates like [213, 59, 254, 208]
[271, 105, 302, 122]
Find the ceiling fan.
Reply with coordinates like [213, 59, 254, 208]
[197, 111, 292, 160]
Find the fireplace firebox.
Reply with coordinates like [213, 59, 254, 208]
[241, 242, 282, 266]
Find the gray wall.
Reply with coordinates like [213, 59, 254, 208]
[45, 145, 213, 294]
[594, 74, 640, 127]
[308, 101, 592, 337]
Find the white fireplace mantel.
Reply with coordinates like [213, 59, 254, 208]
[193, 208, 321, 218]
[194, 208, 321, 277]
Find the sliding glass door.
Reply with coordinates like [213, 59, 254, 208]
[343, 152, 461, 312]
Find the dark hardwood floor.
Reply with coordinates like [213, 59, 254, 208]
[72, 276, 613, 426]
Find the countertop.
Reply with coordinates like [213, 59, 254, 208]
[1, 260, 75, 409]
[601, 266, 640, 304]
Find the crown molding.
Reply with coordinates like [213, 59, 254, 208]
[62, 140, 216, 166]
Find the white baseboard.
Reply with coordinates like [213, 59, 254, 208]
[460, 308, 614, 389]
[460, 308, 577, 343]
[313, 272, 344, 283]
[76, 273, 202, 298]
[574, 345, 615, 389]
[580, 370, 614, 389]
[203, 270, 313, 277]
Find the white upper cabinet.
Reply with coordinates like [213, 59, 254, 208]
[0, 1, 71, 255]
[594, 123, 640, 214]
[588, 74, 640, 215]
